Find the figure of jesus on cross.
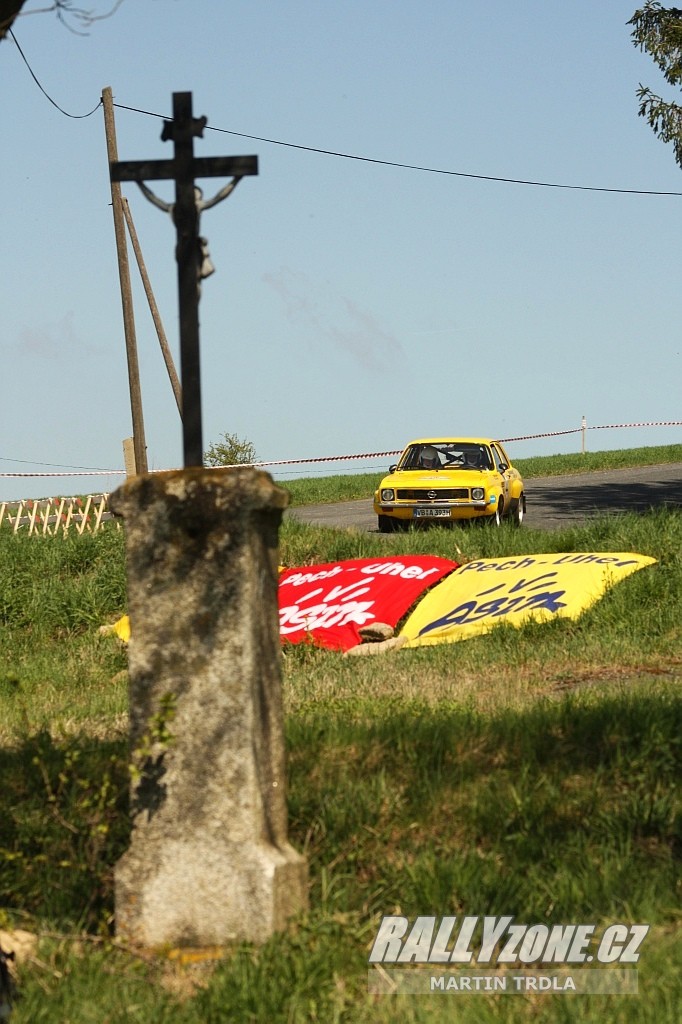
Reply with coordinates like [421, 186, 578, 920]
[136, 179, 243, 282]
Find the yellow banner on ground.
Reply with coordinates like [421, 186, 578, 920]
[399, 552, 656, 648]
[113, 614, 131, 643]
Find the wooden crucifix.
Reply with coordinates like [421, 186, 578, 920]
[110, 92, 258, 468]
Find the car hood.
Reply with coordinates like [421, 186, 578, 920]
[378, 468, 496, 487]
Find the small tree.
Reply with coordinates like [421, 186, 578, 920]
[630, 2, 682, 168]
[204, 431, 258, 467]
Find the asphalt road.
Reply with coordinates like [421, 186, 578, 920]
[288, 462, 682, 533]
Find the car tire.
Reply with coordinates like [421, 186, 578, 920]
[512, 494, 525, 527]
[488, 501, 502, 527]
[378, 515, 395, 533]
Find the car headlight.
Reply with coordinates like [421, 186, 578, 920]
[471, 487, 485, 501]
[381, 488, 395, 501]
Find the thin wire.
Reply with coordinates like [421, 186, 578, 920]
[0, 456, 115, 471]
[8, 29, 681, 196]
[113, 101, 682, 197]
[10, 28, 101, 118]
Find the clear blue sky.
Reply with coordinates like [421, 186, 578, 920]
[1, 0, 681, 501]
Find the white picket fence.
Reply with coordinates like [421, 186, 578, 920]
[0, 494, 117, 537]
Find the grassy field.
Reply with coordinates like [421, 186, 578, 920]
[0, 447, 680, 1022]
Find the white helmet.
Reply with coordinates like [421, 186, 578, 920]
[421, 445, 439, 468]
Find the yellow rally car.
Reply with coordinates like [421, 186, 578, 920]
[373, 437, 525, 532]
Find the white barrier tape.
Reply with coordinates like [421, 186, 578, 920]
[498, 428, 581, 443]
[243, 450, 402, 469]
[0, 470, 125, 478]
[0, 451, 404, 476]
[589, 420, 682, 431]
[2, 421, 681, 478]
[500, 421, 682, 444]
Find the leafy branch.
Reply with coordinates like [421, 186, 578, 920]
[630, 2, 682, 167]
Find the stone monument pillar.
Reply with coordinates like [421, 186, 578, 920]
[110, 467, 307, 948]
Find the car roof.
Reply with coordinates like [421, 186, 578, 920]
[405, 437, 499, 446]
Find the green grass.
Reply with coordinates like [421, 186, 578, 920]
[0, 447, 680, 1022]
[512, 442, 682, 480]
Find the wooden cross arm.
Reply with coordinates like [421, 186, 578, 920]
[110, 155, 258, 182]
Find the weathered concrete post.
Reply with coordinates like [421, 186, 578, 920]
[110, 467, 308, 949]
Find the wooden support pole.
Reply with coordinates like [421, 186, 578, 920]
[102, 86, 148, 475]
[122, 198, 183, 419]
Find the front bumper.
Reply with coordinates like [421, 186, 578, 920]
[374, 499, 493, 522]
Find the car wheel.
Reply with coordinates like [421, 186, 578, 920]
[512, 493, 525, 527]
[378, 515, 395, 533]
[488, 501, 502, 527]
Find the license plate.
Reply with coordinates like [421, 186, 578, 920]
[414, 508, 451, 518]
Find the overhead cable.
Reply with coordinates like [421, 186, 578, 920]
[114, 101, 682, 197]
[10, 29, 101, 118]
[10, 28, 682, 196]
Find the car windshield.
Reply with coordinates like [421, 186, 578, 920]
[400, 443, 493, 471]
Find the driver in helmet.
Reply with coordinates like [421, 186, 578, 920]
[463, 450, 481, 469]
[420, 445, 440, 469]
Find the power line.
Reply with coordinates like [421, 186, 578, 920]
[206, 129, 682, 196]
[9, 29, 101, 118]
[111, 103, 679, 197]
[10, 27, 682, 197]
[114, 101, 682, 197]
[0, 456, 116, 471]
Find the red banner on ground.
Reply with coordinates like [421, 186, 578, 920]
[279, 556, 457, 651]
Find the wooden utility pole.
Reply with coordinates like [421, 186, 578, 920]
[110, 91, 258, 468]
[102, 86, 148, 475]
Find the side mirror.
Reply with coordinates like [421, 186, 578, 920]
[498, 463, 508, 473]
[388, 464, 397, 473]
